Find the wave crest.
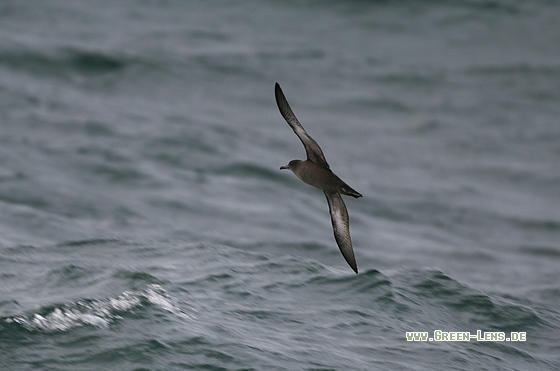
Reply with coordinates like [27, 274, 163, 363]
[4, 284, 194, 332]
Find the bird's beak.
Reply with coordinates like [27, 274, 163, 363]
[280, 165, 289, 170]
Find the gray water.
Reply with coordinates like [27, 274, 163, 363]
[1, 1, 559, 370]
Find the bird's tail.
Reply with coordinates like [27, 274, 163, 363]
[340, 185, 362, 198]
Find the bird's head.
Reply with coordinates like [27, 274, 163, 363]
[280, 159, 302, 171]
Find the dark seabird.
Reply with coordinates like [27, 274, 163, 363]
[275, 82, 362, 274]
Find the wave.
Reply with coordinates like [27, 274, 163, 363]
[1, 284, 194, 333]
[0, 47, 134, 77]
[397, 269, 542, 330]
[466, 63, 560, 77]
[303, 0, 542, 18]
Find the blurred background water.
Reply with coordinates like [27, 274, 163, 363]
[1, 0, 559, 370]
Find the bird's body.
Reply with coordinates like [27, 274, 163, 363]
[275, 82, 362, 273]
[281, 160, 362, 198]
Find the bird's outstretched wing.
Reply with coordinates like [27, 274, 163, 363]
[275, 83, 330, 169]
[324, 191, 358, 273]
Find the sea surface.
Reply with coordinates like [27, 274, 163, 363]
[1, 1, 559, 370]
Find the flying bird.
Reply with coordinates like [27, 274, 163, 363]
[275, 83, 362, 273]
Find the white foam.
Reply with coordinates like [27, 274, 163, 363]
[145, 284, 197, 320]
[5, 284, 194, 332]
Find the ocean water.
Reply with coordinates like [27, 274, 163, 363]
[1, 0, 559, 370]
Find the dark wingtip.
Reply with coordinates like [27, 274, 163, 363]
[346, 257, 358, 273]
[275, 82, 284, 106]
[341, 245, 359, 274]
